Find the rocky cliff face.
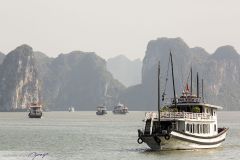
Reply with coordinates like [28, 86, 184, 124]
[107, 55, 142, 87]
[0, 46, 124, 111]
[35, 51, 125, 110]
[121, 38, 240, 110]
[0, 45, 41, 111]
[202, 46, 240, 110]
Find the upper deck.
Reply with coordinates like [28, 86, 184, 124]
[169, 92, 223, 110]
[145, 111, 216, 122]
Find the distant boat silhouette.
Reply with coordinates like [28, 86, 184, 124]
[68, 107, 75, 112]
[96, 105, 107, 115]
[28, 102, 43, 118]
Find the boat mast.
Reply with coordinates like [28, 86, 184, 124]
[191, 67, 192, 95]
[158, 61, 161, 129]
[202, 79, 204, 102]
[197, 72, 199, 98]
[170, 52, 177, 108]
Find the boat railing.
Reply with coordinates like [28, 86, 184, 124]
[172, 97, 202, 103]
[145, 112, 212, 120]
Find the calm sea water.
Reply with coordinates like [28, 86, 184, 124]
[0, 111, 239, 160]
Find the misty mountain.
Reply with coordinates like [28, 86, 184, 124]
[0, 38, 239, 111]
[107, 55, 142, 87]
[34, 51, 125, 111]
[0, 45, 125, 111]
[0, 45, 41, 111]
[0, 52, 5, 64]
[120, 37, 240, 111]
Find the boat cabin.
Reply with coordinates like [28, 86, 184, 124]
[28, 103, 43, 118]
[144, 93, 222, 137]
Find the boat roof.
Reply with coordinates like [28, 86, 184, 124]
[30, 106, 41, 108]
[200, 103, 223, 109]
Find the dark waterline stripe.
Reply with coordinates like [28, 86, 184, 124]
[172, 135, 226, 145]
[173, 128, 229, 139]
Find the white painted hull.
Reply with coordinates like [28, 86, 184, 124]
[141, 128, 228, 150]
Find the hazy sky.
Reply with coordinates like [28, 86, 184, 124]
[0, 0, 239, 60]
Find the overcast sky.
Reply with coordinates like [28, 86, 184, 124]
[0, 0, 239, 60]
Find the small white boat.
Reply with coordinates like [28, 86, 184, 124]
[137, 52, 228, 150]
[96, 105, 107, 115]
[69, 107, 75, 112]
[112, 103, 128, 114]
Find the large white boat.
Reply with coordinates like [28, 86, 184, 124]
[137, 52, 228, 150]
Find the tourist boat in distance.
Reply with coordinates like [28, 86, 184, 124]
[96, 105, 107, 115]
[28, 102, 43, 118]
[137, 52, 228, 150]
[69, 107, 75, 112]
[112, 103, 128, 114]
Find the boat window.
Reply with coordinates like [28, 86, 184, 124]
[203, 124, 206, 133]
[214, 124, 216, 132]
[193, 124, 195, 133]
[197, 124, 200, 134]
[200, 124, 203, 134]
[152, 121, 159, 134]
[203, 124, 210, 134]
[186, 123, 189, 132]
[144, 120, 151, 135]
[172, 122, 177, 130]
[192, 124, 194, 133]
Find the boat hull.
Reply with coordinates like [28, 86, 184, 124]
[96, 111, 107, 115]
[140, 128, 228, 150]
[28, 113, 42, 118]
[112, 111, 128, 114]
